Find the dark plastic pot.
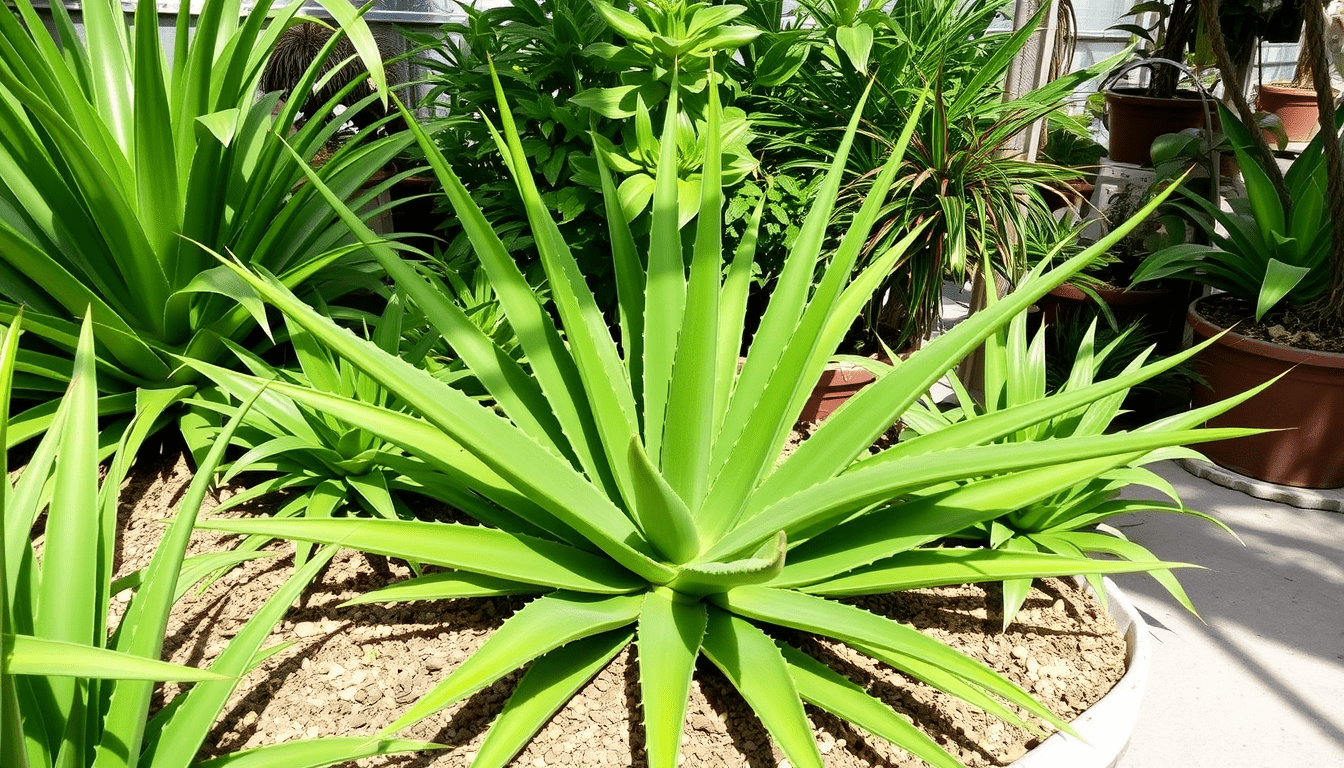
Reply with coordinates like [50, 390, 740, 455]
[1105, 89, 1209, 166]
[1035, 282, 1190, 354]
[1188, 298, 1344, 489]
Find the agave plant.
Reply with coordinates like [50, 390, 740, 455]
[196, 69, 1256, 768]
[0, 314, 437, 768]
[0, 0, 410, 450]
[901, 298, 1252, 628]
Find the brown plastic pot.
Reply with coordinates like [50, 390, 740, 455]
[1256, 83, 1325, 143]
[1188, 298, 1344, 489]
[799, 362, 878, 422]
[1105, 89, 1209, 166]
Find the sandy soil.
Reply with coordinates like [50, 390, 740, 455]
[106, 447, 1127, 768]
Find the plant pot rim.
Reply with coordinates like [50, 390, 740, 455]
[1105, 87, 1208, 106]
[1008, 577, 1151, 768]
[1188, 297, 1344, 369]
[1052, 281, 1180, 305]
[1258, 82, 1316, 94]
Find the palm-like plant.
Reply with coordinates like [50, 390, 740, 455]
[743, 0, 1127, 349]
[0, 314, 436, 768]
[0, 0, 409, 449]
[197, 71, 1255, 768]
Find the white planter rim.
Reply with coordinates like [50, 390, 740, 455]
[1007, 577, 1151, 768]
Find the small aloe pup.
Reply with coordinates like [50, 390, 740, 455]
[199, 67, 1259, 768]
[0, 317, 439, 768]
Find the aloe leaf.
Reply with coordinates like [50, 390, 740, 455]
[94, 376, 265, 768]
[196, 517, 644, 594]
[1039, 531, 1200, 616]
[341, 572, 547, 607]
[182, 361, 573, 541]
[701, 607, 823, 768]
[715, 587, 1070, 733]
[711, 85, 873, 485]
[191, 737, 441, 768]
[662, 70, 724, 509]
[380, 592, 643, 733]
[672, 532, 786, 595]
[595, 145, 645, 393]
[713, 193, 764, 426]
[627, 437, 700, 564]
[488, 63, 640, 506]
[848, 638, 1037, 733]
[637, 591, 707, 768]
[701, 93, 928, 538]
[139, 547, 339, 768]
[2, 635, 225, 682]
[642, 74, 686, 468]
[713, 427, 1257, 562]
[31, 315, 99, 747]
[776, 641, 961, 768]
[473, 629, 634, 768]
[797, 547, 1195, 597]
[773, 437, 1251, 587]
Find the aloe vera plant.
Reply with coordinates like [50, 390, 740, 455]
[901, 296, 1253, 628]
[195, 69, 1259, 768]
[0, 313, 438, 768]
[0, 0, 409, 450]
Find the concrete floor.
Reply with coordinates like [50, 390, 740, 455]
[1112, 462, 1344, 767]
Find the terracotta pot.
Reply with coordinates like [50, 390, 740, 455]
[1035, 282, 1190, 354]
[1256, 83, 1325, 143]
[1105, 89, 1210, 166]
[1187, 299, 1344, 489]
[799, 362, 877, 422]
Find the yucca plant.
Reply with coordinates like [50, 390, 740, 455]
[195, 69, 1258, 768]
[0, 0, 411, 449]
[0, 313, 437, 768]
[901, 299, 1251, 628]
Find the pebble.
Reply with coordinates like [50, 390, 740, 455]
[1011, 644, 1029, 659]
[293, 621, 322, 638]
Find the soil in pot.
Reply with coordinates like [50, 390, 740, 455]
[1187, 294, 1344, 488]
[109, 450, 1131, 768]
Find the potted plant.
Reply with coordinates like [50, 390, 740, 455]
[1133, 101, 1344, 488]
[177, 20, 1271, 756]
[1034, 186, 1191, 356]
[1102, 0, 1288, 164]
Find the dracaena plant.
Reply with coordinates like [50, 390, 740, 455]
[196, 69, 1254, 768]
[0, 314, 436, 768]
[0, 0, 411, 450]
[900, 300, 1255, 629]
[742, 0, 1127, 350]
